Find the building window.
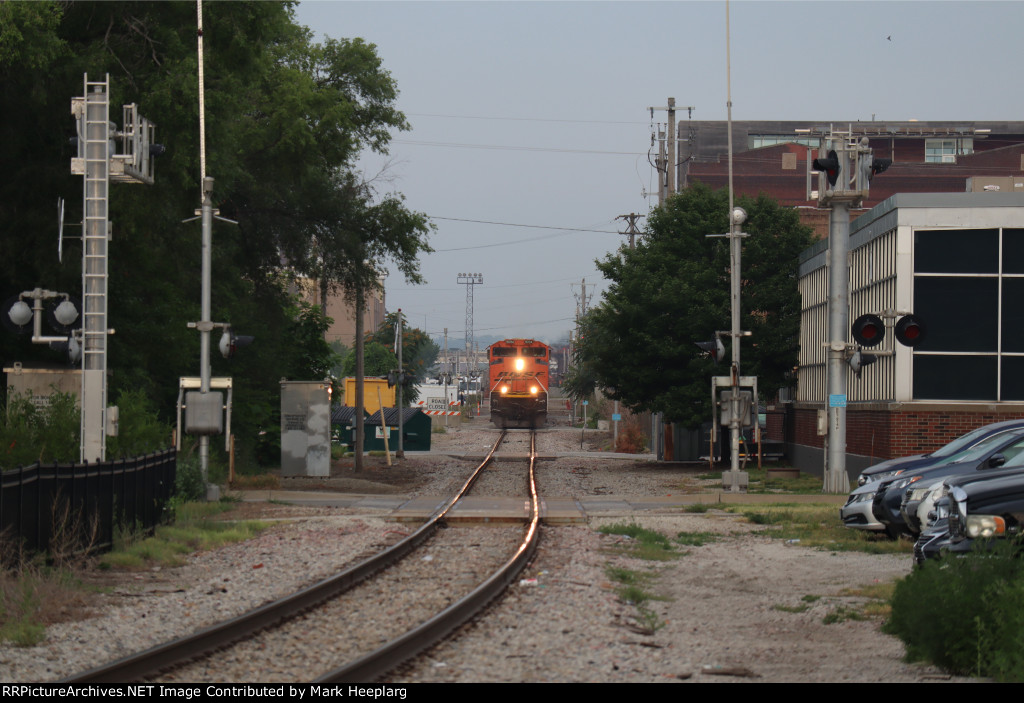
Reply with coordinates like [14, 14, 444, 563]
[749, 135, 819, 149]
[924, 137, 973, 163]
[912, 227, 1024, 401]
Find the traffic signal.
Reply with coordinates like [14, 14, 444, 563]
[813, 150, 841, 187]
[851, 314, 885, 347]
[695, 337, 725, 363]
[894, 314, 926, 347]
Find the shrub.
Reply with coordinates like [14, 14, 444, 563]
[175, 452, 206, 502]
[0, 389, 80, 468]
[106, 389, 172, 459]
[884, 540, 1024, 680]
[615, 416, 648, 454]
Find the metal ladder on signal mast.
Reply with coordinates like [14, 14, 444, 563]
[80, 74, 110, 461]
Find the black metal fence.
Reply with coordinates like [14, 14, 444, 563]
[0, 449, 177, 557]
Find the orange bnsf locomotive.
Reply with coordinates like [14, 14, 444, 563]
[488, 339, 549, 429]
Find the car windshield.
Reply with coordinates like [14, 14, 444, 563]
[932, 430, 1024, 466]
[930, 425, 1013, 458]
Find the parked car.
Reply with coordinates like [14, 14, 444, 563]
[900, 478, 946, 534]
[915, 468, 1024, 563]
[856, 418, 1024, 487]
[947, 471, 1024, 554]
[841, 481, 887, 533]
[871, 428, 1024, 537]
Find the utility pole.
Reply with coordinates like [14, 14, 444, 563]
[616, 213, 644, 249]
[649, 98, 694, 203]
[443, 328, 449, 429]
[396, 308, 404, 458]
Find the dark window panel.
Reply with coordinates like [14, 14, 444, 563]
[1002, 278, 1024, 352]
[914, 277, 998, 352]
[914, 229, 999, 273]
[1001, 356, 1024, 400]
[914, 355, 997, 400]
[1003, 229, 1024, 274]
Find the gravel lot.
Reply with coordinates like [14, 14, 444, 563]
[0, 422, 966, 683]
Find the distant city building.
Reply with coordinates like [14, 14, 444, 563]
[291, 276, 386, 348]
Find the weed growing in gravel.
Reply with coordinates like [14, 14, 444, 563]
[100, 502, 270, 570]
[823, 605, 868, 624]
[598, 522, 677, 561]
[674, 531, 718, 547]
[0, 548, 93, 647]
[683, 503, 711, 513]
[604, 566, 666, 634]
[773, 603, 810, 613]
[723, 505, 912, 555]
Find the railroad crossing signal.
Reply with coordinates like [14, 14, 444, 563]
[695, 337, 726, 363]
[851, 314, 885, 347]
[813, 150, 841, 187]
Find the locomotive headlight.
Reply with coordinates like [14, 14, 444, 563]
[530, 386, 538, 395]
[500, 385, 509, 394]
[515, 358, 525, 372]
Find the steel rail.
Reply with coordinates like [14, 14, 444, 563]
[317, 430, 541, 683]
[63, 431, 510, 683]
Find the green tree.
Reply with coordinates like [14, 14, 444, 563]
[0, 2, 432, 463]
[342, 341, 397, 378]
[365, 311, 437, 405]
[575, 183, 813, 428]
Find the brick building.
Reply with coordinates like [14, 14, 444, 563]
[793, 192, 1024, 477]
[668, 120, 1024, 237]
[291, 276, 386, 348]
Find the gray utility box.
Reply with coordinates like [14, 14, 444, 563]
[280, 380, 331, 477]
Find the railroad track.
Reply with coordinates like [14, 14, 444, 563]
[64, 430, 541, 683]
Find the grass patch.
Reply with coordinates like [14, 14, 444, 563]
[605, 565, 667, 633]
[674, 531, 719, 547]
[693, 467, 840, 494]
[598, 522, 678, 561]
[230, 473, 280, 490]
[0, 554, 95, 647]
[99, 501, 270, 571]
[723, 504, 913, 555]
[683, 503, 711, 513]
[823, 605, 868, 624]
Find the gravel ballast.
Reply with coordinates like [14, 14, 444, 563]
[0, 424, 962, 683]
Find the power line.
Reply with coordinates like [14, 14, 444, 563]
[430, 216, 618, 234]
[395, 139, 643, 156]
[408, 112, 646, 126]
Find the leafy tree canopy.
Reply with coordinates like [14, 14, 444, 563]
[575, 183, 813, 428]
[0, 2, 432, 462]
[365, 311, 438, 405]
[342, 341, 397, 379]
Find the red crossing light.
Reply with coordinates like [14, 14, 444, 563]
[813, 150, 841, 187]
[894, 315, 925, 347]
[851, 314, 885, 347]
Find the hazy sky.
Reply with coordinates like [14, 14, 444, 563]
[293, 0, 1024, 345]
